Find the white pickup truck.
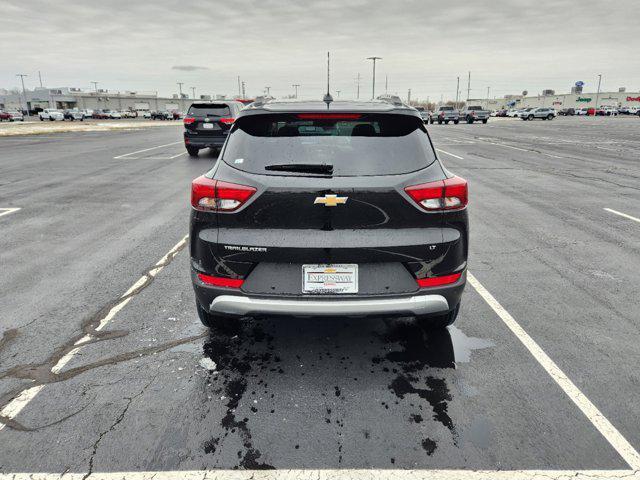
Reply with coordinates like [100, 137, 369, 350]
[38, 109, 65, 121]
[460, 105, 490, 124]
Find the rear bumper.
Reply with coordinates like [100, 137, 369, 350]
[192, 269, 466, 319]
[184, 131, 227, 148]
[210, 294, 449, 317]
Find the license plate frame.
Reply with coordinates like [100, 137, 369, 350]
[302, 264, 358, 294]
[202, 123, 215, 130]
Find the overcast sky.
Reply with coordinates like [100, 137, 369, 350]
[1, 0, 638, 101]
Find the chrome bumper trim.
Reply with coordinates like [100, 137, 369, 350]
[210, 294, 449, 317]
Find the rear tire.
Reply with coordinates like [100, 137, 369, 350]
[186, 146, 200, 157]
[417, 303, 460, 330]
[444, 120, 449, 124]
[528, 114, 534, 120]
[437, 119, 443, 125]
[482, 119, 488, 124]
[547, 114, 553, 120]
[196, 301, 236, 329]
[454, 119, 459, 124]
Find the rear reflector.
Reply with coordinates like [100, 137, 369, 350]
[296, 113, 362, 120]
[197, 273, 243, 288]
[183, 117, 196, 124]
[219, 117, 235, 124]
[404, 176, 468, 211]
[416, 272, 462, 288]
[191, 176, 257, 212]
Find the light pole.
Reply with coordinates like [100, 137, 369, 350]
[177, 82, 184, 110]
[355, 73, 361, 99]
[191, 87, 196, 100]
[91, 81, 98, 93]
[336, 90, 341, 98]
[265, 86, 271, 96]
[16, 74, 28, 114]
[366, 56, 382, 99]
[455, 76, 460, 106]
[594, 74, 602, 114]
[292, 84, 300, 99]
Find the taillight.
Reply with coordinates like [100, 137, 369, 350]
[197, 273, 243, 288]
[183, 117, 195, 125]
[219, 117, 235, 124]
[404, 176, 468, 211]
[191, 176, 256, 212]
[416, 272, 462, 288]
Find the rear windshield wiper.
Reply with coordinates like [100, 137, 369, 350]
[264, 163, 333, 175]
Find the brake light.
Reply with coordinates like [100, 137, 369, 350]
[296, 113, 362, 120]
[191, 176, 257, 212]
[183, 117, 195, 125]
[404, 176, 468, 211]
[197, 273, 243, 288]
[416, 272, 462, 288]
[219, 117, 235, 124]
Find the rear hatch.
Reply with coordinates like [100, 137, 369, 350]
[184, 103, 234, 138]
[191, 112, 467, 296]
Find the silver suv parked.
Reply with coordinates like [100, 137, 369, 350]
[520, 107, 556, 121]
[429, 106, 459, 124]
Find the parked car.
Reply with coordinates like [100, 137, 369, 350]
[171, 111, 183, 120]
[0, 111, 11, 121]
[109, 110, 122, 119]
[121, 110, 136, 118]
[63, 110, 84, 121]
[520, 107, 556, 120]
[80, 109, 93, 118]
[429, 106, 459, 124]
[599, 106, 618, 116]
[575, 107, 589, 116]
[6, 111, 24, 122]
[189, 100, 468, 330]
[142, 111, 152, 119]
[506, 109, 521, 117]
[558, 108, 575, 116]
[460, 105, 490, 124]
[183, 101, 245, 156]
[38, 109, 65, 121]
[151, 111, 171, 120]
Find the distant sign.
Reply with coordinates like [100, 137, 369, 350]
[627, 96, 640, 102]
[576, 97, 592, 102]
[575, 81, 585, 87]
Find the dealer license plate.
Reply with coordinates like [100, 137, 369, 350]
[302, 264, 358, 294]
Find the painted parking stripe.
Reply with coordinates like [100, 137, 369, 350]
[467, 271, 640, 470]
[0, 235, 189, 432]
[436, 149, 464, 160]
[0, 207, 21, 218]
[604, 208, 640, 224]
[113, 141, 182, 159]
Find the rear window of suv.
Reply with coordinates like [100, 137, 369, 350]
[188, 103, 231, 117]
[222, 113, 436, 177]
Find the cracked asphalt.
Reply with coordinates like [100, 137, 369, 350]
[0, 116, 639, 475]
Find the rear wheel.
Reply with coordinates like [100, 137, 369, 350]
[196, 301, 236, 329]
[454, 119, 459, 124]
[186, 146, 200, 157]
[444, 120, 449, 124]
[437, 119, 443, 124]
[417, 303, 460, 330]
[528, 114, 534, 120]
[482, 119, 488, 124]
[547, 114, 553, 120]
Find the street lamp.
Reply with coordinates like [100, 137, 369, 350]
[366, 56, 382, 99]
[292, 84, 300, 99]
[594, 74, 602, 114]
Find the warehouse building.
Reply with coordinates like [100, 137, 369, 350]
[469, 88, 640, 110]
[0, 87, 218, 113]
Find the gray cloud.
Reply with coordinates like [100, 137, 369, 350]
[172, 65, 210, 71]
[0, 0, 638, 100]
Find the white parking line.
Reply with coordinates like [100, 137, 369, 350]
[0, 207, 21, 218]
[436, 149, 464, 160]
[604, 208, 640, 224]
[467, 271, 640, 470]
[476, 139, 564, 158]
[0, 235, 189, 432]
[113, 141, 182, 159]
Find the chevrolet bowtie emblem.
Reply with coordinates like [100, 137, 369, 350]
[314, 194, 348, 207]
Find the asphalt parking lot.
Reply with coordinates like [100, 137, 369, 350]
[0, 116, 639, 479]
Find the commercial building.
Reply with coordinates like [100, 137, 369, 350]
[468, 89, 640, 111]
[0, 87, 218, 113]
